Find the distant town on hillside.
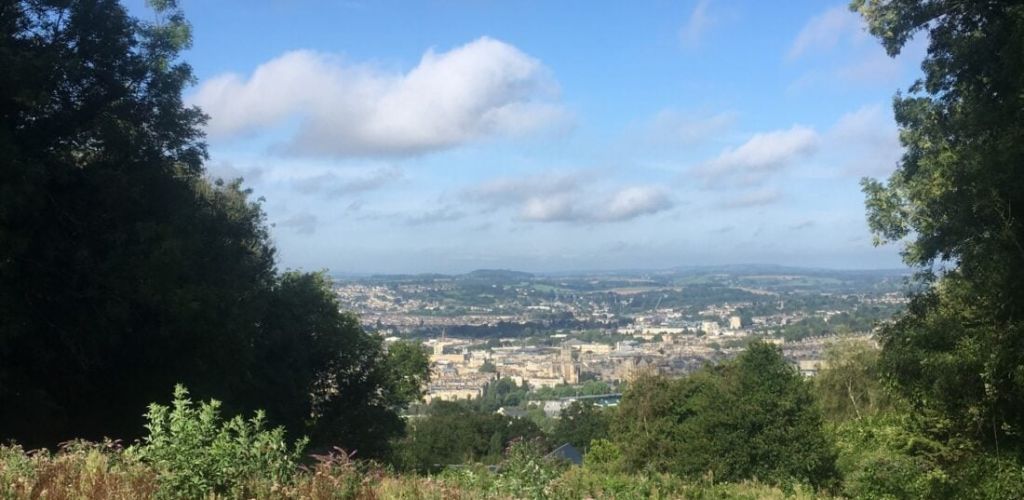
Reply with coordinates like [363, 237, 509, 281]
[334, 265, 911, 406]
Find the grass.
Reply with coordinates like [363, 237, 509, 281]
[0, 442, 829, 499]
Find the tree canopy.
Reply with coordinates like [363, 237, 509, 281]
[855, 0, 1024, 447]
[612, 341, 838, 488]
[395, 401, 547, 473]
[0, 0, 427, 456]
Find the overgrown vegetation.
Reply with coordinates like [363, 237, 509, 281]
[0, 0, 430, 458]
[611, 342, 839, 489]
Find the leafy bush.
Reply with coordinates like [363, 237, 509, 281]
[833, 413, 957, 499]
[547, 467, 692, 499]
[128, 385, 307, 498]
[949, 452, 1024, 500]
[583, 438, 625, 474]
[612, 342, 839, 489]
[493, 439, 566, 499]
[833, 412, 1024, 499]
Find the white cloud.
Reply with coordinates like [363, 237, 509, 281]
[604, 186, 673, 221]
[680, 0, 713, 47]
[462, 173, 673, 223]
[521, 194, 578, 222]
[697, 125, 818, 186]
[190, 37, 569, 157]
[787, 5, 865, 61]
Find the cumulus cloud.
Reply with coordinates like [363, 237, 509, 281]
[190, 37, 569, 157]
[463, 172, 673, 223]
[604, 186, 673, 221]
[521, 194, 578, 222]
[680, 0, 713, 47]
[696, 125, 818, 186]
[787, 5, 865, 61]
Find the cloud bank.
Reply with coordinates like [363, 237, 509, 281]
[463, 172, 673, 223]
[190, 37, 568, 157]
[696, 125, 818, 186]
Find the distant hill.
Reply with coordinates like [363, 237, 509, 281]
[461, 269, 535, 281]
[332, 265, 909, 284]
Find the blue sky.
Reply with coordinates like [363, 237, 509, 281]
[126, 0, 924, 274]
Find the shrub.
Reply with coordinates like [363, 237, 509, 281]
[612, 342, 839, 489]
[582, 438, 624, 474]
[493, 439, 566, 499]
[280, 447, 370, 499]
[0, 441, 157, 499]
[950, 452, 1024, 500]
[832, 414, 955, 498]
[128, 385, 307, 498]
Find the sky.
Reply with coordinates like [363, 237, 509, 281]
[125, 0, 925, 274]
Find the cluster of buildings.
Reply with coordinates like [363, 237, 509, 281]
[339, 277, 892, 406]
[417, 331, 864, 404]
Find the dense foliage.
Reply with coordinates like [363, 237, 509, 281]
[395, 401, 547, 473]
[551, 401, 610, 453]
[0, 0, 428, 456]
[813, 338, 893, 422]
[129, 386, 306, 498]
[0, 439, 824, 499]
[612, 341, 838, 488]
[856, 0, 1024, 448]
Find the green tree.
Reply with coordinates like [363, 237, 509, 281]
[611, 373, 694, 474]
[712, 341, 838, 487]
[383, 341, 432, 405]
[471, 378, 529, 412]
[0, 0, 427, 456]
[854, 0, 1024, 446]
[553, 401, 610, 453]
[0, 0, 264, 447]
[814, 338, 893, 422]
[396, 401, 547, 472]
[611, 342, 838, 488]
